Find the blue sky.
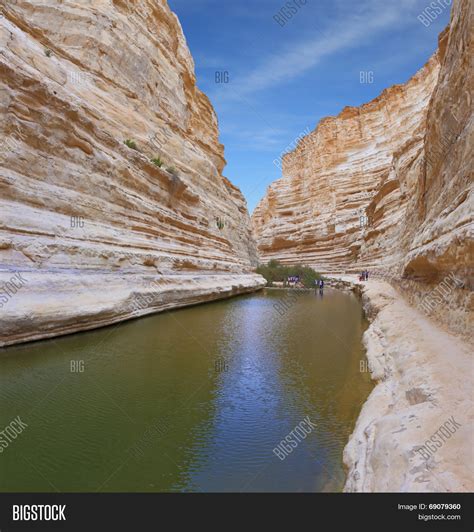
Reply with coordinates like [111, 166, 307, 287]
[168, 0, 451, 212]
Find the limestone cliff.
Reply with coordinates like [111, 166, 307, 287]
[252, 54, 441, 272]
[252, 0, 472, 337]
[0, 0, 264, 346]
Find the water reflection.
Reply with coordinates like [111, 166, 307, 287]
[0, 288, 372, 492]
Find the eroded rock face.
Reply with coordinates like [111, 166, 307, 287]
[253, 54, 439, 272]
[252, 53, 441, 273]
[0, 0, 264, 346]
[252, 0, 472, 337]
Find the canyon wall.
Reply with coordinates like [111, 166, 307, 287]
[0, 0, 264, 346]
[252, 55, 441, 273]
[252, 0, 472, 338]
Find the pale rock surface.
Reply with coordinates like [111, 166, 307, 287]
[252, 0, 473, 337]
[328, 275, 473, 493]
[0, 269, 264, 346]
[0, 0, 264, 346]
[252, 56, 440, 272]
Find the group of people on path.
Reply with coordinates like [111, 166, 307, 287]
[314, 278, 324, 291]
[359, 270, 369, 281]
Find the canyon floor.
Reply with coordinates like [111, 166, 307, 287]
[327, 275, 473, 492]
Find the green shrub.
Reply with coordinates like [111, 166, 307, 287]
[256, 260, 322, 288]
[44, 49, 52, 57]
[124, 139, 138, 150]
[216, 217, 225, 230]
[150, 156, 164, 168]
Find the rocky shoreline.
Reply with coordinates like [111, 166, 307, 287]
[0, 270, 265, 347]
[327, 275, 473, 492]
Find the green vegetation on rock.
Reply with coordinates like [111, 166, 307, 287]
[256, 260, 323, 288]
[150, 156, 164, 167]
[124, 139, 138, 150]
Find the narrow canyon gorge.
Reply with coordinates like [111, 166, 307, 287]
[0, 0, 472, 495]
[252, 0, 472, 340]
[252, 0, 473, 492]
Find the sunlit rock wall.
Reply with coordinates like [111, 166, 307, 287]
[253, 0, 473, 336]
[0, 0, 264, 346]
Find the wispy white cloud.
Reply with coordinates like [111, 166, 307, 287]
[215, 0, 424, 100]
[220, 124, 292, 151]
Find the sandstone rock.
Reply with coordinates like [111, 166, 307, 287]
[252, 54, 440, 272]
[252, 0, 472, 337]
[0, 0, 264, 346]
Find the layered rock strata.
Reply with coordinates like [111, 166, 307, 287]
[252, 0, 472, 337]
[252, 55, 441, 272]
[0, 0, 264, 346]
